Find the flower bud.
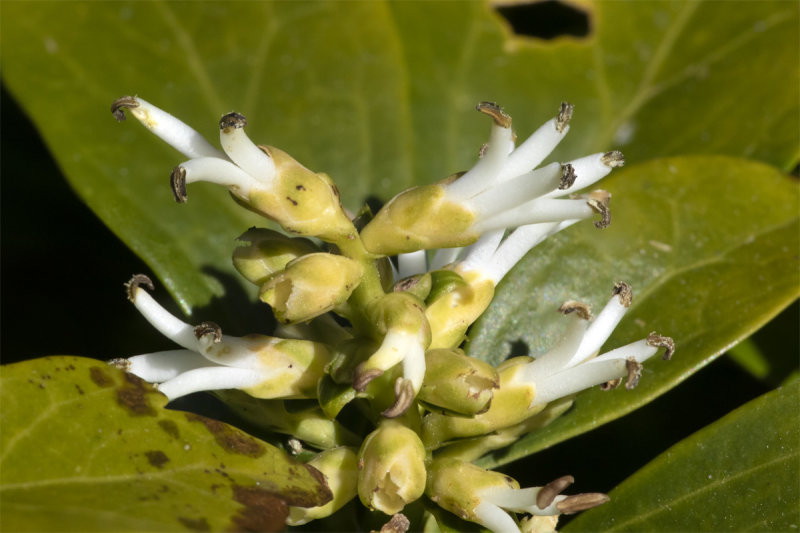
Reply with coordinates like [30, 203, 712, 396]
[287, 447, 359, 525]
[232, 227, 319, 286]
[425, 268, 495, 349]
[259, 253, 363, 324]
[358, 421, 427, 515]
[418, 348, 498, 415]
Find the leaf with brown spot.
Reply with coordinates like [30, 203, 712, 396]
[0, 356, 331, 532]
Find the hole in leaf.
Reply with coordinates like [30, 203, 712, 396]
[495, 1, 591, 40]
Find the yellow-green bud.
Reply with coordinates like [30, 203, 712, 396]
[426, 458, 518, 525]
[232, 227, 319, 286]
[421, 357, 544, 448]
[287, 447, 359, 525]
[260, 253, 363, 324]
[359, 183, 478, 256]
[425, 268, 495, 350]
[248, 146, 357, 243]
[214, 392, 359, 449]
[358, 420, 427, 515]
[241, 337, 331, 399]
[418, 348, 498, 415]
[393, 272, 432, 301]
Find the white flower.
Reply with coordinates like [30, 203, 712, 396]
[111, 274, 329, 401]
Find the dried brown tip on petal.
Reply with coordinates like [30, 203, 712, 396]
[111, 96, 139, 122]
[353, 365, 384, 392]
[556, 493, 610, 514]
[537, 475, 575, 509]
[647, 332, 676, 361]
[219, 112, 247, 131]
[125, 274, 155, 301]
[476, 101, 512, 128]
[625, 357, 643, 390]
[377, 513, 411, 533]
[558, 300, 592, 320]
[109, 358, 131, 371]
[602, 150, 625, 168]
[194, 321, 222, 343]
[612, 281, 633, 307]
[556, 102, 574, 133]
[382, 377, 415, 418]
[600, 377, 623, 391]
[170, 166, 188, 203]
[587, 194, 611, 229]
[393, 276, 420, 293]
[559, 163, 577, 190]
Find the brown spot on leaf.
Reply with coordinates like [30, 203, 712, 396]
[117, 372, 157, 416]
[230, 486, 288, 533]
[158, 419, 180, 440]
[144, 450, 169, 469]
[75, 384, 85, 395]
[185, 413, 265, 457]
[179, 516, 211, 531]
[90, 366, 114, 388]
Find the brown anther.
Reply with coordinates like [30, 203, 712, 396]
[647, 332, 676, 361]
[111, 96, 139, 122]
[601, 150, 626, 168]
[381, 377, 415, 418]
[559, 163, 577, 190]
[352, 365, 384, 392]
[108, 358, 131, 371]
[612, 281, 633, 307]
[219, 112, 247, 131]
[170, 166, 188, 203]
[558, 301, 592, 320]
[556, 493, 610, 514]
[600, 377, 623, 391]
[587, 194, 611, 229]
[625, 357, 643, 390]
[194, 321, 222, 343]
[476, 101, 512, 128]
[377, 513, 411, 533]
[556, 102, 574, 133]
[537, 475, 575, 509]
[125, 274, 154, 301]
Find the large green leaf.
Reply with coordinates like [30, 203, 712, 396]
[565, 380, 800, 531]
[0, 356, 331, 531]
[472, 156, 800, 468]
[1, 1, 796, 313]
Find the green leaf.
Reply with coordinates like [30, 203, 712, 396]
[727, 337, 770, 379]
[0, 356, 331, 532]
[564, 380, 800, 531]
[471, 156, 800, 468]
[1, 1, 796, 313]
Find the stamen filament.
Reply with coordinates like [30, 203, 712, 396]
[218, 112, 277, 185]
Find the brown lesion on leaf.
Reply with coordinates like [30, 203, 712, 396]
[158, 419, 180, 440]
[90, 366, 114, 388]
[178, 516, 211, 532]
[117, 372, 158, 416]
[144, 450, 170, 469]
[185, 413, 266, 458]
[230, 486, 289, 533]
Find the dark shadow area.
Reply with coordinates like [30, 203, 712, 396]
[496, 0, 590, 40]
[507, 338, 531, 359]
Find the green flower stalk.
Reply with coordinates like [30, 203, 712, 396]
[110, 96, 675, 532]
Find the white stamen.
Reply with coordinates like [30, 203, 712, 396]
[126, 350, 212, 382]
[178, 157, 261, 198]
[458, 230, 505, 274]
[543, 153, 615, 199]
[430, 247, 464, 270]
[129, 287, 200, 351]
[569, 292, 629, 367]
[520, 314, 590, 382]
[156, 366, 265, 401]
[480, 486, 567, 516]
[468, 162, 563, 217]
[218, 113, 276, 185]
[498, 117, 569, 182]
[473, 502, 520, 533]
[473, 198, 593, 233]
[397, 250, 428, 279]
[126, 97, 226, 160]
[401, 340, 427, 393]
[531, 339, 659, 406]
[446, 119, 514, 201]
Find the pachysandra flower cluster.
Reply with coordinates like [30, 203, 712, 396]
[109, 96, 674, 532]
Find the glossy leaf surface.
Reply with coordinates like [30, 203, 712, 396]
[471, 156, 799, 468]
[565, 380, 800, 531]
[0, 357, 331, 531]
[1, 1, 796, 313]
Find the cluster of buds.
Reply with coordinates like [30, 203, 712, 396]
[110, 96, 674, 532]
